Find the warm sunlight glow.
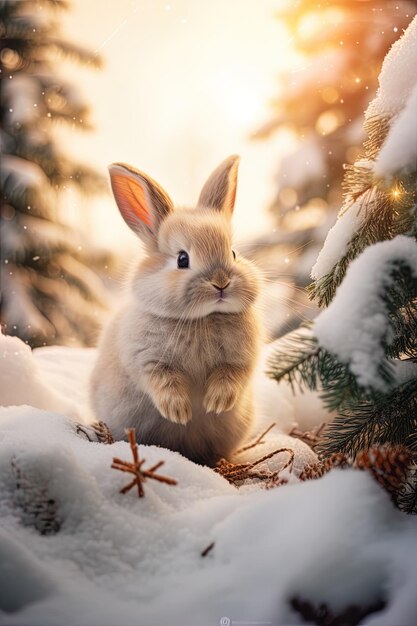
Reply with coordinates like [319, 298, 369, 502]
[316, 109, 345, 135]
[321, 86, 339, 104]
[205, 67, 265, 129]
[59, 0, 296, 246]
[297, 12, 323, 39]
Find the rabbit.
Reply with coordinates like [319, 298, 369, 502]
[90, 155, 262, 466]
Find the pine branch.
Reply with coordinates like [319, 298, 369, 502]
[309, 116, 417, 308]
[308, 189, 397, 307]
[318, 378, 417, 457]
[267, 326, 363, 411]
[49, 39, 102, 67]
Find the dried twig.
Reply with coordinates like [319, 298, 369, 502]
[236, 422, 277, 454]
[111, 428, 177, 497]
[215, 447, 294, 486]
[289, 422, 326, 451]
[76, 421, 114, 444]
[201, 541, 215, 557]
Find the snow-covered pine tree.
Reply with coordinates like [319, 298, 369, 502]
[0, 0, 108, 348]
[252, 1, 417, 336]
[268, 16, 417, 511]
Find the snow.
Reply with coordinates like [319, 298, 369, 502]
[375, 80, 417, 177]
[366, 16, 417, 119]
[0, 331, 416, 625]
[314, 236, 417, 391]
[311, 196, 366, 280]
[0, 334, 80, 420]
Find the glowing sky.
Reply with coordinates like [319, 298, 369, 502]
[60, 0, 297, 248]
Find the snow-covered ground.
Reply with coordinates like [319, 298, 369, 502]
[0, 331, 416, 626]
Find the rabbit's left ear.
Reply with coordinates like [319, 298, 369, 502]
[108, 163, 173, 248]
[197, 155, 240, 217]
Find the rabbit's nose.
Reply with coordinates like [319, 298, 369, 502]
[211, 269, 230, 291]
[212, 280, 231, 292]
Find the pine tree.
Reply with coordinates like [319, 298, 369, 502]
[252, 1, 417, 335]
[0, 0, 109, 348]
[268, 17, 417, 511]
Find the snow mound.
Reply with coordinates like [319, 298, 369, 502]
[0, 331, 416, 625]
[0, 333, 79, 419]
[1, 405, 416, 626]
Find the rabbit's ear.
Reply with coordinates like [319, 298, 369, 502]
[197, 155, 240, 216]
[109, 163, 173, 246]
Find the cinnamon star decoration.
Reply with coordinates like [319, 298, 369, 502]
[111, 428, 177, 497]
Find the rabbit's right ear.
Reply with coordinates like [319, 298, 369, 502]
[109, 163, 174, 247]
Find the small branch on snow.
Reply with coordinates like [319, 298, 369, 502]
[215, 448, 295, 486]
[111, 428, 177, 498]
[76, 420, 115, 444]
[289, 422, 326, 451]
[236, 422, 277, 454]
[201, 541, 215, 557]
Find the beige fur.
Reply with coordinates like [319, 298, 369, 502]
[90, 156, 261, 466]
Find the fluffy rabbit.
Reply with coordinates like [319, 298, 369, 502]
[90, 155, 261, 466]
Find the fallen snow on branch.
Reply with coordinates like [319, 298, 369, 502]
[311, 196, 366, 280]
[375, 80, 417, 177]
[366, 15, 417, 119]
[314, 236, 417, 391]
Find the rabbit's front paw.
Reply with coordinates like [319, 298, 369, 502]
[156, 388, 192, 425]
[203, 379, 239, 414]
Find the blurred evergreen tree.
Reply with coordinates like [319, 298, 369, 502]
[0, 0, 109, 347]
[252, 0, 417, 336]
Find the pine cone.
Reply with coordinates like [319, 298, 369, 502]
[299, 444, 413, 511]
[354, 445, 412, 502]
[299, 453, 351, 481]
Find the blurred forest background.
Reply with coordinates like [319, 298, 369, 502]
[1, 0, 417, 348]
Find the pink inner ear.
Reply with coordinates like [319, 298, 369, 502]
[111, 174, 152, 227]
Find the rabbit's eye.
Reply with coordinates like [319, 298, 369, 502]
[177, 250, 189, 269]
[232, 249, 236, 260]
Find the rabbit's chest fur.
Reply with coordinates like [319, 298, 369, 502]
[91, 305, 259, 465]
[128, 311, 254, 381]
